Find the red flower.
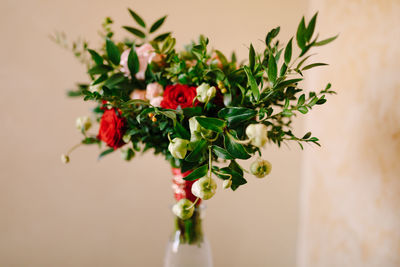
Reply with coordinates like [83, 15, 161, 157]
[97, 108, 126, 149]
[160, 84, 199, 110]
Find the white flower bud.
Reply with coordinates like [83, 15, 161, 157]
[172, 199, 195, 220]
[223, 179, 232, 189]
[250, 158, 272, 178]
[76, 116, 92, 132]
[168, 138, 190, 159]
[196, 83, 216, 103]
[189, 117, 212, 142]
[245, 124, 268, 148]
[89, 82, 103, 93]
[61, 154, 70, 164]
[191, 177, 217, 200]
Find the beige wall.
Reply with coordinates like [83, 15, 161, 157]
[298, 0, 400, 266]
[0, 0, 307, 266]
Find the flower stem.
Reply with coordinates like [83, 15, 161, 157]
[66, 142, 83, 155]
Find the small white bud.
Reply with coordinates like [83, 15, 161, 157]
[250, 158, 272, 178]
[245, 124, 268, 148]
[196, 83, 216, 103]
[76, 116, 92, 132]
[122, 134, 131, 143]
[191, 177, 217, 200]
[172, 199, 195, 220]
[61, 154, 70, 164]
[168, 138, 190, 159]
[223, 179, 232, 189]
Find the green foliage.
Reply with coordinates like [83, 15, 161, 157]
[59, 9, 336, 193]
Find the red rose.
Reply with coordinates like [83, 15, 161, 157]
[98, 108, 126, 149]
[160, 84, 199, 109]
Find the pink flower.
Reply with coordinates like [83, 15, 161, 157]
[146, 82, 163, 99]
[120, 49, 131, 78]
[120, 43, 158, 80]
[150, 96, 163, 107]
[130, 89, 146, 100]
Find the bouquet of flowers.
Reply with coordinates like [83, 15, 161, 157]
[56, 9, 335, 240]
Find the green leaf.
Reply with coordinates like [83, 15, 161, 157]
[104, 73, 126, 88]
[153, 32, 171, 42]
[128, 44, 139, 75]
[243, 66, 259, 101]
[302, 63, 328, 70]
[128, 8, 146, 28]
[195, 117, 226, 133]
[182, 107, 203, 117]
[314, 35, 338, 46]
[98, 148, 114, 160]
[185, 140, 207, 162]
[284, 38, 292, 65]
[183, 164, 208, 181]
[302, 132, 312, 139]
[316, 98, 327, 105]
[88, 49, 103, 65]
[150, 16, 167, 33]
[105, 38, 121, 65]
[174, 122, 190, 140]
[123, 99, 151, 107]
[181, 160, 199, 173]
[298, 106, 308, 114]
[81, 137, 99, 145]
[229, 160, 244, 176]
[305, 12, 318, 42]
[122, 26, 146, 38]
[212, 145, 234, 160]
[249, 44, 255, 71]
[297, 94, 306, 106]
[92, 74, 107, 85]
[159, 110, 177, 122]
[296, 54, 314, 70]
[280, 63, 288, 76]
[224, 130, 251, 160]
[88, 64, 113, 75]
[296, 17, 306, 49]
[218, 107, 257, 125]
[265, 26, 280, 47]
[282, 109, 293, 117]
[267, 53, 277, 84]
[213, 166, 247, 191]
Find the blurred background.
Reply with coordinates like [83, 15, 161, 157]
[0, 0, 399, 266]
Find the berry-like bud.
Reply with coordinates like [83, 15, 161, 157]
[168, 138, 190, 159]
[76, 116, 92, 132]
[122, 134, 131, 143]
[217, 80, 225, 89]
[61, 154, 70, 164]
[245, 124, 268, 148]
[148, 113, 154, 118]
[196, 83, 216, 103]
[191, 177, 217, 200]
[151, 116, 157, 122]
[221, 88, 227, 94]
[172, 199, 195, 220]
[189, 117, 212, 142]
[223, 179, 232, 189]
[250, 159, 272, 178]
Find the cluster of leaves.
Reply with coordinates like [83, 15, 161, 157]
[59, 9, 336, 191]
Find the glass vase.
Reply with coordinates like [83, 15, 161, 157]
[164, 205, 213, 267]
[164, 168, 213, 267]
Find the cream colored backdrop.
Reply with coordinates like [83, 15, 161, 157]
[298, 1, 400, 267]
[0, 0, 307, 266]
